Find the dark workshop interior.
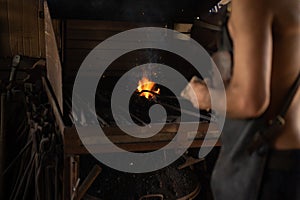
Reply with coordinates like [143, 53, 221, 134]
[0, 0, 234, 199]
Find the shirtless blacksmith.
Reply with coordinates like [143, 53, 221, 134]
[183, 0, 300, 199]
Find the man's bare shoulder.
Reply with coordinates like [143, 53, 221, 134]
[229, 0, 273, 34]
[271, 0, 300, 34]
[230, 0, 300, 37]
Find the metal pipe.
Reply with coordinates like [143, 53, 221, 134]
[10, 152, 36, 200]
[159, 102, 214, 122]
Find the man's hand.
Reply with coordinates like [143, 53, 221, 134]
[181, 76, 211, 110]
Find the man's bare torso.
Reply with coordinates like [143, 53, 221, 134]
[268, 0, 300, 149]
[226, 0, 300, 149]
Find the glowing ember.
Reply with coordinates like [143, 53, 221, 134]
[137, 77, 160, 99]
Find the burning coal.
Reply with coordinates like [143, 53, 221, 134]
[136, 77, 160, 99]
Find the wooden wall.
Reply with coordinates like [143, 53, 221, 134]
[0, 0, 45, 58]
[63, 20, 165, 83]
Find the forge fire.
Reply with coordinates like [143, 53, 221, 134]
[136, 77, 160, 99]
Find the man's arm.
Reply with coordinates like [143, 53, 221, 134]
[185, 0, 274, 119]
[225, 0, 273, 118]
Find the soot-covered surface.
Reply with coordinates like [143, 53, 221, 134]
[80, 155, 200, 200]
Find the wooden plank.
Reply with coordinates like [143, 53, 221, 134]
[64, 123, 221, 154]
[65, 136, 221, 154]
[22, 0, 38, 56]
[63, 52, 147, 77]
[64, 49, 91, 61]
[65, 40, 103, 50]
[52, 19, 62, 51]
[64, 49, 150, 66]
[62, 70, 130, 83]
[66, 30, 118, 41]
[7, 0, 24, 55]
[63, 156, 71, 200]
[0, 0, 11, 56]
[64, 58, 139, 70]
[66, 20, 164, 32]
[42, 77, 65, 135]
[44, 1, 63, 113]
[63, 20, 166, 75]
[1, 0, 45, 58]
[63, 155, 79, 200]
[37, 0, 45, 58]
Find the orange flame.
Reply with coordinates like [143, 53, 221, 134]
[137, 77, 160, 99]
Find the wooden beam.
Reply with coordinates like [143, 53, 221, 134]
[44, 1, 63, 113]
[64, 123, 221, 154]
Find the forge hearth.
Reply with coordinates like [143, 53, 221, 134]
[129, 83, 181, 125]
[136, 77, 161, 100]
[39, 2, 224, 199]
